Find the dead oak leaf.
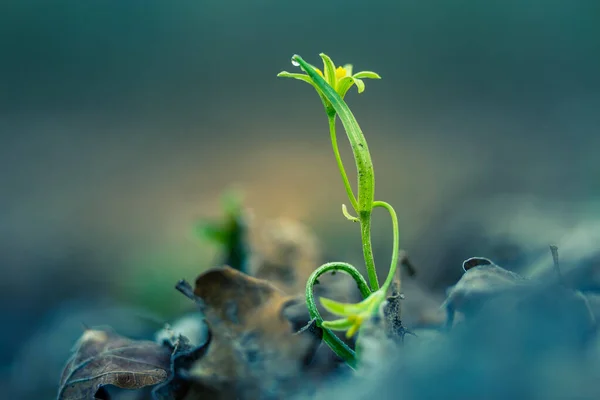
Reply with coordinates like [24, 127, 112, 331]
[57, 329, 171, 400]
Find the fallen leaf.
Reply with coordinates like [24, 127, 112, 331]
[444, 254, 596, 339]
[183, 266, 322, 399]
[57, 329, 172, 400]
[248, 218, 361, 372]
[249, 218, 322, 295]
[192, 266, 289, 331]
[443, 258, 532, 329]
[152, 330, 211, 400]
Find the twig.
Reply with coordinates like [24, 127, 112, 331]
[400, 251, 417, 278]
[175, 279, 206, 309]
[549, 245, 565, 286]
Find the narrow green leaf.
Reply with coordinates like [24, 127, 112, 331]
[353, 77, 365, 94]
[277, 72, 319, 90]
[322, 318, 354, 331]
[292, 54, 375, 213]
[320, 297, 366, 316]
[342, 204, 359, 222]
[196, 223, 227, 244]
[353, 71, 382, 79]
[336, 77, 355, 99]
[319, 296, 372, 317]
[278, 71, 331, 112]
[319, 53, 337, 88]
[337, 77, 365, 97]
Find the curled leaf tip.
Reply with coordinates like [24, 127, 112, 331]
[342, 204, 359, 222]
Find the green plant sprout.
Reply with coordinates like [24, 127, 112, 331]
[195, 189, 250, 274]
[278, 54, 400, 368]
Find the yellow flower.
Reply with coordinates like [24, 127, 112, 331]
[278, 53, 381, 100]
[336, 66, 348, 80]
[313, 65, 349, 80]
[319, 290, 385, 338]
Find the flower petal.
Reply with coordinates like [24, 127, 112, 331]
[343, 64, 353, 76]
[352, 71, 382, 79]
[322, 318, 355, 331]
[346, 322, 361, 338]
[335, 66, 348, 80]
[353, 77, 365, 94]
[321, 291, 383, 316]
[319, 53, 337, 88]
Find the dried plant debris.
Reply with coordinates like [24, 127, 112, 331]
[55, 211, 600, 400]
[152, 328, 212, 400]
[307, 251, 600, 400]
[176, 266, 322, 399]
[155, 314, 209, 350]
[57, 329, 172, 400]
[354, 303, 398, 375]
[250, 218, 322, 295]
[248, 218, 359, 370]
[442, 257, 533, 329]
[443, 252, 596, 337]
[358, 293, 412, 372]
[382, 255, 407, 341]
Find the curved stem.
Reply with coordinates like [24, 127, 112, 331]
[360, 212, 379, 291]
[328, 113, 358, 212]
[305, 262, 371, 368]
[373, 201, 400, 292]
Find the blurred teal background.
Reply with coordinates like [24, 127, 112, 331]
[1, 1, 599, 398]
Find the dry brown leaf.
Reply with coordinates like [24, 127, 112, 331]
[249, 218, 321, 295]
[248, 218, 361, 372]
[57, 329, 171, 400]
[186, 266, 321, 399]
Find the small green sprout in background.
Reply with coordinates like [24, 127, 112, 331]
[278, 54, 401, 368]
[195, 189, 250, 274]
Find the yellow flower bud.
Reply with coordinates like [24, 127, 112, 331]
[335, 66, 348, 80]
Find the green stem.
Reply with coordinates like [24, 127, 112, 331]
[305, 262, 371, 368]
[292, 55, 374, 214]
[328, 113, 358, 212]
[373, 201, 400, 292]
[359, 212, 379, 291]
